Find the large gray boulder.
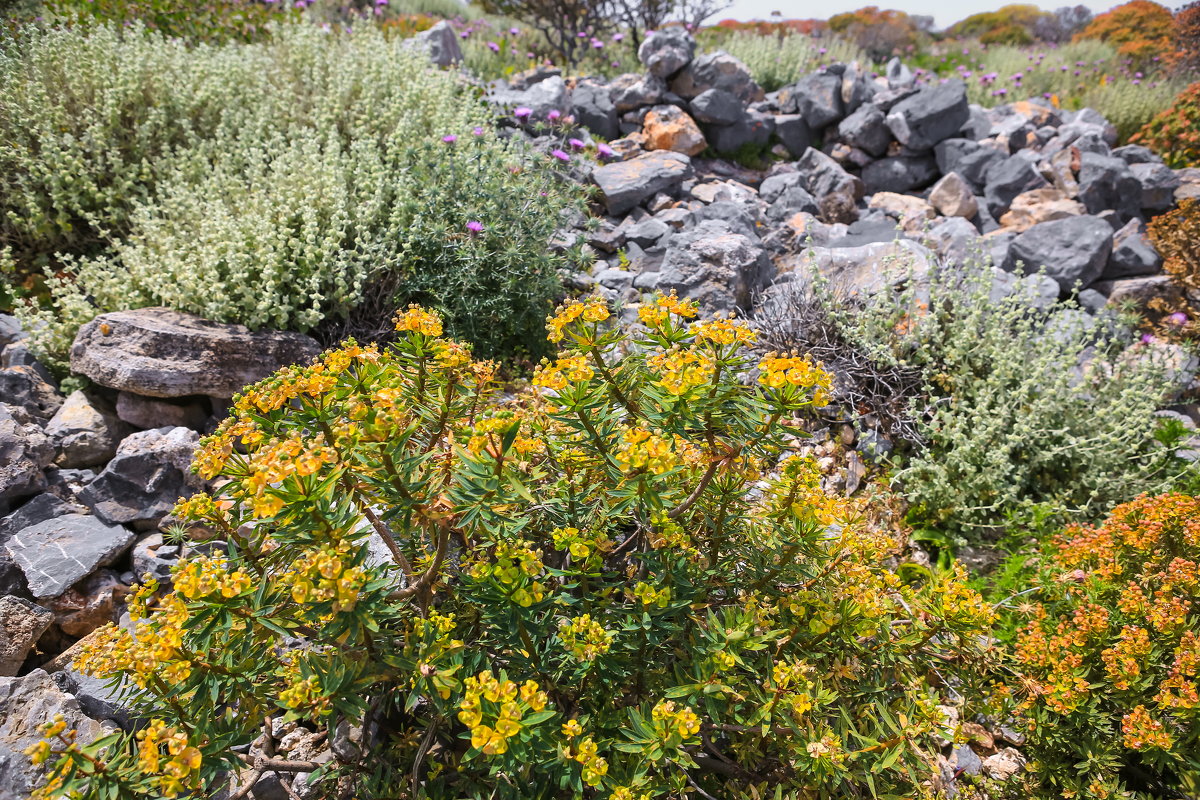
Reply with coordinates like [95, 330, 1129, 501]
[884, 80, 969, 152]
[705, 109, 774, 154]
[488, 76, 569, 120]
[935, 138, 1003, 192]
[781, 73, 844, 130]
[1077, 152, 1141, 221]
[592, 151, 693, 215]
[795, 148, 864, 224]
[656, 220, 774, 313]
[1129, 162, 1181, 212]
[44, 391, 129, 469]
[779, 239, 935, 297]
[836, 104, 891, 157]
[984, 153, 1049, 217]
[70, 308, 320, 400]
[610, 73, 666, 112]
[0, 670, 114, 799]
[402, 20, 463, 67]
[0, 366, 61, 421]
[4, 514, 133, 599]
[1004, 216, 1114, 292]
[670, 51, 763, 104]
[77, 426, 203, 528]
[862, 155, 938, 194]
[689, 88, 744, 125]
[571, 79, 619, 140]
[0, 597, 53, 676]
[0, 405, 54, 503]
[1102, 219, 1162, 280]
[638, 28, 695, 78]
[773, 114, 812, 158]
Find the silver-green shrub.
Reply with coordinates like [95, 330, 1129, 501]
[2, 23, 586, 366]
[771, 256, 1190, 537]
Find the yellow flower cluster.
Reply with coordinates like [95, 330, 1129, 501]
[651, 699, 702, 741]
[691, 317, 757, 347]
[546, 297, 609, 342]
[558, 614, 614, 661]
[135, 720, 203, 797]
[465, 412, 544, 458]
[631, 581, 670, 608]
[1101, 625, 1152, 690]
[24, 715, 69, 766]
[614, 426, 677, 475]
[469, 541, 547, 607]
[240, 433, 339, 518]
[533, 353, 594, 391]
[394, 305, 444, 337]
[610, 787, 652, 800]
[564, 736, 608, 787]
[645, 347, 714, 396]
[1121, 704, 1174, 750]
[758, 353, 833, 402]
[551, 526, 612, 561]
[74, 594, 192, 688]
[637, 291, 699, 328]
[286, 542, 367, 613]
[279, 673, 329, 715]
[173, 555, 252, 601]
[458, 671, 549, 756]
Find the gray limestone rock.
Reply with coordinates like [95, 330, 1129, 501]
[70, 309, 319, 400]
[1004, 215, 1114, 292]
[4, 514, 133, 599]
[592, 151, 693, 215]
[77, 426, 204, 528]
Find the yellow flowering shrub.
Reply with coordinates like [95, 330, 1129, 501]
[998, 494, 1200, 798]
[33, 295, 996, 800]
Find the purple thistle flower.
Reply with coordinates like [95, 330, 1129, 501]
[460, 31, 469, 39]
[1141, 333, 1157, 344]
[510, 27, 519, 34]
[466, 220, 484, 233]
[514, 107, 533, 119]
[488, 41, 499, 52]
[613, 33, 624, 41]
[551, 149, 570, 162]
[568, 138, 585, 150]
[547, 109, 561, 121]
[442, 134, 458, 144]
[597, 142, 614, 159]
[473, 126, 485, 136]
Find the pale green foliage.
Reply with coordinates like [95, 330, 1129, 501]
[3, 23, 586, 368]
[813, 261, 1187, 536]
[708, 30, 866, 92]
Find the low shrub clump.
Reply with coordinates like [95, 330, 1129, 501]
[1148, 197, 1200, 288]
[41, 0, 299, 43]
[1, 23, 586, 367]
[29, 296, 997, 800]
[1133, 82, 1200, 168]
[1000, 493, 1200, 798]
[765, 260, 1187, 538]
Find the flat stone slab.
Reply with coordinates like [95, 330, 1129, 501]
[70, 308, 320, 399]
[4, 514, 134, 599]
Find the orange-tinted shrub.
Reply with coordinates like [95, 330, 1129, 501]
[948, 4, 1051, 42]
[1133, 83, 1200, 168]
[1147, 198, 1200, 291]
[1074, 0, 1175, 64]
[1175, 1, 1200, 71]
[1004, 494, 1200, 798]
[827, 6, 918, 60]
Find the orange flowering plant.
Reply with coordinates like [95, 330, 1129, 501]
[30, 294, 996, 800]
[1001, 494, 1200, 798]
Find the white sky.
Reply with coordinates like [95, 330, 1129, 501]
[716, 0, 1190, 29]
